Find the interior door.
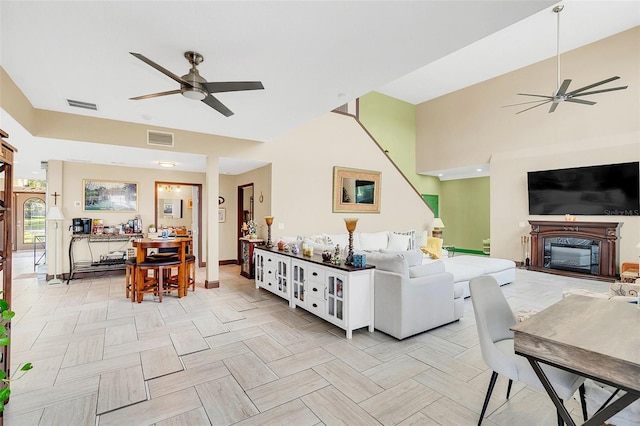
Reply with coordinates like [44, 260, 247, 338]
[14, 192, 46, 251]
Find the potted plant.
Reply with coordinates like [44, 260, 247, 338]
[0, 293, 32, 412]
[148, 224, 156, 233]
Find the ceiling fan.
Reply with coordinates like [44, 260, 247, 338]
[129, 51, 264, 117]
[505, 5, 627, 114]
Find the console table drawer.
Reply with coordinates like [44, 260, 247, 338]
[308, 282, 325, 298]
[306, 297, 325, 317]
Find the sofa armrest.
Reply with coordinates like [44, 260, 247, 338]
[374, 270, 455, 339]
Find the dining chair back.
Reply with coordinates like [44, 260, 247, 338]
[470, 275, 587, 425]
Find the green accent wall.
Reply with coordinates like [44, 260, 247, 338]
[422, 194, 439, 217]
[359, 92, 440, 196]
[440, 177, 490, 252]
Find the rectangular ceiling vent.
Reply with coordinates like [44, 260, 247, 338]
[40, 161, 48, 170]
[147, 130, 174, 147]
[66, 99, 97, 110]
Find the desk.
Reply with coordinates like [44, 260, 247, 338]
[132, 238, 191, 298]
[512, 295, 640, 425]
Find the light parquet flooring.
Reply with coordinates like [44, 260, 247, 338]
[4, 251, 634, 425]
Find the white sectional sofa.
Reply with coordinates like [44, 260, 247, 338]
[277, 231, 517, 338]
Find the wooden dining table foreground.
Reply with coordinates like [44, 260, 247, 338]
[132, 237, 192, 298]
[512, 295, 640, 426]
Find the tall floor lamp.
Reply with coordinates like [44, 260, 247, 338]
[46, 206, 65, 285]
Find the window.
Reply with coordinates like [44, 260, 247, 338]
[24, 198, 45, 244]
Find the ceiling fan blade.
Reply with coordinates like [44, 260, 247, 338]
[129, 89, 182, 100]
[202, 81, 264, 93]
[565, 98, 596, 106]
[517, 93, 554, 99]
[549, 102, 560, 113]
[202, 94, 234, 117]
[502, 99, 555, 108]
[130, 52, 190, 87]
[566, 76, 620, 96]
[516, 99, 552, 114]
[571, 86, 628, 97]
[555, 79, 572, 96]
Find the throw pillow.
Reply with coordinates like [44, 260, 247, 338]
[387, 233, 411, 251]
[380, 248, 423, 267]
[421, 236, 443, 259]
[323, 233, 349, 249]
[359, 231, 389, 251]
[394, 230, 416, 250]
[608, 282, 640, 297]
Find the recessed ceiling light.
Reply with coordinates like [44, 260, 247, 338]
[438, 173, 444, 177]
[158, 161, 176, 168]
[476, 168, 483, 172]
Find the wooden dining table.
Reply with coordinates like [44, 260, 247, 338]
[132, 237, 192, 298]
[512, 295, 640, 426]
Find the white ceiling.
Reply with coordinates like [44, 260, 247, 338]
[1, 1, 638, 181]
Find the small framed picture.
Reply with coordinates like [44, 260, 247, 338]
[218, 208, 226, 223]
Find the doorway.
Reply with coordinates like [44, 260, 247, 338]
[236, 183, 254, 264]
[154, 181, 203, 266]
[14, 192, 46, 251]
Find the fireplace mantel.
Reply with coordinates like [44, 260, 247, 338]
[529, 220, 620, 281]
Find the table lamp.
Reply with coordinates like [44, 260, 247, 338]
[432, 218, 445, 239]
[265, 216, 274, 248]
[46, 206, 65, 285]
[344, 218, 358, 265]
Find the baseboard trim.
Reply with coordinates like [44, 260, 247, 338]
[205, 280, 219, 289]
[219, 260, 236, 265]
[453, 248, 489, 256]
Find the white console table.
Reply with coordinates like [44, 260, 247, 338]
[254, 247, 375, 339]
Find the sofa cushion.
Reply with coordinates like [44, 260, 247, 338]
[409, 260, 445, 278]
[388, 232, 411, 251]
[365, 252, 407, 275]
[359, 231, 389, 251]
[444, 255, 515, 274]
[380, 248, 423, 267]
[394, 230, 416, 249]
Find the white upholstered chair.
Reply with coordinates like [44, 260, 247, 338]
[469, 275, 587, 426]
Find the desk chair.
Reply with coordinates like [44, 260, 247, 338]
[470, 275, 587, 426]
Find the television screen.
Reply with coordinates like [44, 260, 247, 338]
[528, 162, 639, 216]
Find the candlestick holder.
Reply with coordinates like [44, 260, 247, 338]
[344, 218, 358, 266]
[265, 216, 274, 248]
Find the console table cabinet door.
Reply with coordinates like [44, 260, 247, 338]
[255, 250, 291, 300]
[326, 273, 346, 327]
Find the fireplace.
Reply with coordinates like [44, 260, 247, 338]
[529, 221, 620, 281]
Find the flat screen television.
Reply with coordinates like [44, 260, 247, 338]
[528, 162, 639, 216]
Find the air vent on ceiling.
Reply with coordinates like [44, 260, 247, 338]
[66, 99, 98, 110]
[147, 130, 174, 147]
[40, 161, 48, 170]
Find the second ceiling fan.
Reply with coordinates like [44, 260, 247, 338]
[506, 5, 627, 114]
[130, 51, 264, 117]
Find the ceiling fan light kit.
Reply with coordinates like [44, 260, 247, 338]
[505, 5, 627, 114]
[130, 51, 264, 117]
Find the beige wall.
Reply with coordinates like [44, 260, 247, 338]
[416, 27, 640, 265]
[56, 161, 205, 274]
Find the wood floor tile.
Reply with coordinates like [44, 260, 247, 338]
[363, 338, 424, 363]
[56, 353, 141, 384]
[61, 333, 105, 368]
[140, 345, 183, 379]
[40, 393, 98, 426]
[97, 365, 146, 414]
[10, 355, 65, 393]
[6, 375, 100, 413]
[244, 334, 292, 363]
[267, 346, 335, 378]
[322, 340, 382, 372]
[205, 325, 265, 348]
[313, 359, 384, 403]
[245, 369, 329, 412]
[196, 375, 259, 423]
[181, 341, 250, 369]
[359, 379, 441, 425]
[397, 411, 441, 426]
[76, 306, 108, 324]
[192, 314, 230, 337]
[223, 352, 279, 390]
[170, 328, 209, 355]
[98, 387, 202, 426]
[154, 407, 211, 426]
[212, 303, 246, 323]
[409, 345, 483, 382]
[302, 385, 380, 425]
[147, 361, 230, 398]
[232, 399, 320, 426]
[422, 396, 499, 426]
[103, 334, 172, 359]
[363, 354, 431, 389]
[105, 323, 138, 346]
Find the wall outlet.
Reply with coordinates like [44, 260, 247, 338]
[518, 221, 526, 228]
[278, 223, 285, 230]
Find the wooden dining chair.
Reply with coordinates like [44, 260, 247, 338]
[136, 256, 181, 303]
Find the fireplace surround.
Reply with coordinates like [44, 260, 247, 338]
[529, 220, 620, 281]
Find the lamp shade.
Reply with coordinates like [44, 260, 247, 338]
[432, 218, 445, 229]
[46, 206, 65, 221]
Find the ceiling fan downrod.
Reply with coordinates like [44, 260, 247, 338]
[553, 5, 564, 96]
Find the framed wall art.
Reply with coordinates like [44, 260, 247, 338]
[83, 179, 138, 211]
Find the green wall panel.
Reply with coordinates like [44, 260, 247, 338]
[440, 177, 490, 252]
